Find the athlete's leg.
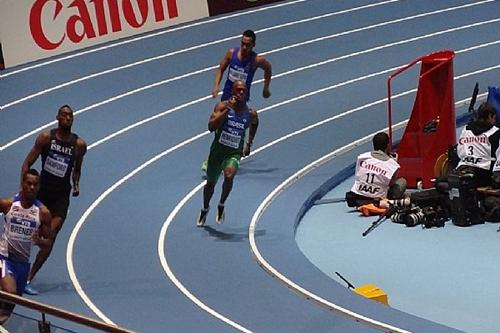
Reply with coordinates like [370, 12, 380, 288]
[203, 181, 216, 210]
[0, 274, 17, 323]
[219, 156, 240, 205]
[219, 166, 237, 205]
[28, 216, 64, 283]
[216, 157, 240, 224]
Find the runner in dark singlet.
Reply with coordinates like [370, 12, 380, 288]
[20, 105, 87, 295]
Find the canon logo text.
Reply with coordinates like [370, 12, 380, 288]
[30, 0, 179, 50]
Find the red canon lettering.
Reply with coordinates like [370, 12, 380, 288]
[67, 0, 97, 43]
[30, 0, 180, 50]
[90, 0, 123, 35]
[458, 135, 487, 145]
[123, 0, 149, 28]
[154, 0, 178, 20]
[30, 0, 65, 50]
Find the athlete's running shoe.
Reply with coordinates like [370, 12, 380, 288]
[216, 204, 225, 224]
[201, 160, 208, 172]
[24, 283, 39, 295]
[196, 208, 209, 227]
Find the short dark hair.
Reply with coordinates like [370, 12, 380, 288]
[23, 168, 39, 181]
[242, 30, 256, 44]
[373, 132, 389, 151]
[58, 104, 72, 114]
[477, 102, 496, 120]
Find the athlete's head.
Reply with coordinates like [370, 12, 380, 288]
[373, 132, 390, 152]
[231, 80, 247, 103]
[57, 105, 74, 130]
[240, 30, 256, 57]
[477, 102, 497, 125]
[21, 169, 40, 202]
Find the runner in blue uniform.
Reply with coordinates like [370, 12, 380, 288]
[197, 80, 259, 227]
[20, 105, 87, 295]
[212, 29, 272, 101]
[0, 169, 51, 323]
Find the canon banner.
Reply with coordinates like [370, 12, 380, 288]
[0, 0, 209, 68]
[207, 0, 284, 16]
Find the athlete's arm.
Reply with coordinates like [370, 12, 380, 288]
[33, 205, 52, 248]
[212, 49, 233, 98]
[72, 138, 87, 197]
[244, 109, 259, 157]
[208, 101, 231, 132]
[20, 132, 49, 187]
[0, 198, 12, 215]
[256, 55, 272, 98]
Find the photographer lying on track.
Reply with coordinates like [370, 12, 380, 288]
[346, 132, 407, 208]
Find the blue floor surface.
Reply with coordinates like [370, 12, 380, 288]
[296, 139, 500, 333]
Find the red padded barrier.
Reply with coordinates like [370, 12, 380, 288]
[388, 50, 456, 188]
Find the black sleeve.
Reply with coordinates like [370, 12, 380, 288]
[490, 129, 500, 158]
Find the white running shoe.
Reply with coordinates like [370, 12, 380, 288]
[216, 204, 225, 224]
[197, 208, 209, 227]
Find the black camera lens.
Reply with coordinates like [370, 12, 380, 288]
[391, 212, 406, 224]
[404, 208, 425, 227]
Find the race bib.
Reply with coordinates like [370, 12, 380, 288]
[228, 67, 248, 82]
[219, 131, 241, 149]
[44, 155, 69, 177]
[8, 217, 35, 241]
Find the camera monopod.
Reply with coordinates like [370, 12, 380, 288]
[362, 204, 398, 237]
[335, 272, 355, 289]
[313, 197, 345, 205]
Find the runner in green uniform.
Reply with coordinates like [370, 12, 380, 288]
[197, 80, 259, 227]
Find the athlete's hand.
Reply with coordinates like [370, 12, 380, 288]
[262, 87, 271, 98]
[32, 230, 51, 248]
[212, 87, 220, 98]
[228, 95, 238, 105]
[32, 230, 42, 246]
[243, 144, 251, 157]
[72, 183, 80, 197]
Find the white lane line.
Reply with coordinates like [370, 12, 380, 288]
[3, 21, 499, 153]
[66, 60, 497, 326]
[6, 0, 491, 110]
[0, 0, 306, 79]
[0, 0, 397, 109]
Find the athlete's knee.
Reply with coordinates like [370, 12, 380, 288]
[205, 180, 216, 191]
[223, 167, 236, 180]
[0, 281, 17, 295]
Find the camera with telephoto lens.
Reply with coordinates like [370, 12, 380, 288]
[390, 206, 416, 224]
[387, 197, 411, 207]
[391, 205, 448, 228]
[403, 207, 426, 227]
